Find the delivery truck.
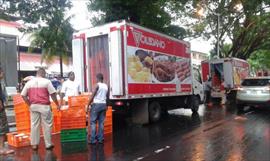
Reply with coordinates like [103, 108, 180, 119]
[201, 57, 249, 101]
[72, 20, 204, 124]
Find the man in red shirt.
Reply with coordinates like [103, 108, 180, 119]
[21, 68, 60, 150]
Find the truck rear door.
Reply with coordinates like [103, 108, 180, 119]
[87, 35, 110, 92]
[224, 60, 234, 88]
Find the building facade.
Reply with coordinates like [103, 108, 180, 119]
[0, 19, 72, 81]
[191, 50, 209, 67]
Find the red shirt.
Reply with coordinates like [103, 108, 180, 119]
[21, 77, 56, 105]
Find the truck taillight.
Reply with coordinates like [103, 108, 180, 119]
[115, 101, 123, 106]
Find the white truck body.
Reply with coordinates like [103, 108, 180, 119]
[72, 20, 204, 123]
[201, 57, 249, 98]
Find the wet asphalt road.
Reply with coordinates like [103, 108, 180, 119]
[2, 103, 270, 161]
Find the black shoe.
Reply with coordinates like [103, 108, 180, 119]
[46, 145, 54, 150]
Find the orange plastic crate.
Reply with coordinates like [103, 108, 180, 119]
[61, 107, 86, 118]
[52, 123, 61, 133]
[13, 94, 26, 106]
[15, 112, 30, 121]
[53, 117, 61, 125]
[61, 123, 86, 130]
[16, 120, 30, 127]
[14, 104, 29, 113]
[16, 127, 31, 133]
[104, 126, 113, 135]
[7, 132, 31, 148]
[68, 95, 89, 107]
[16, 126, 31, 132]
[61, 118, 85, 122]
[106, 107, 112, 116]
[105, 115, 112, 122]
[61, 118, 86, 130]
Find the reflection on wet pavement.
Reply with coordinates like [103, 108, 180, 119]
[1, 104, 270, 161]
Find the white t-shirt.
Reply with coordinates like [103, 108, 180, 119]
[93, 82, 108, 104]
[61, 79, 80, 101]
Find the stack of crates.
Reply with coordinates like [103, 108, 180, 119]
[60, 97, 88, 143]
[61, 141, 87, 154]
[8, 94, 31, 147]
[6, 132, 31, 147]
[13, 94, 31, 133]
[50, 103, 61, 134]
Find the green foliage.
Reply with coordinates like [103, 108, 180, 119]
[30, 11, 73, 63]
[88, 0, 187, 39]
[248, 50, 270, 72]
[1, 0, 73, 76]
[0, 0, 71, 23]
[221, 43, 232, 57]
[169, 0, 270, 60]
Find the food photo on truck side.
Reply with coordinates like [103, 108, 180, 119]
[72, 20, 204, 124]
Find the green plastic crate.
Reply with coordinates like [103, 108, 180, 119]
[61, 141, 87, 154]
[60, 128, 87, 143]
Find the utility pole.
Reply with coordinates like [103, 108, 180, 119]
[216, 13, 220, 58]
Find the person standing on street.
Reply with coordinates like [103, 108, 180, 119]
[0, 67, 14, 155]
[204, 76, 213, 105]
[21, 68, 60, 151]
[60, 72, 81, 105]
[87, 73, 109, 144]
[220, 78, 227, 105]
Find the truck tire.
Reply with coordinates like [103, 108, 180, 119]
[149, 101, 161, 123]
[237, 104, 244, 113]
[191, 96, 200, 113]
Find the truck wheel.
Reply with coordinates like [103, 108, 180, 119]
[191, 96, 200, 113]
[237, 104, 244, 113]
[149, 101, 161, 123]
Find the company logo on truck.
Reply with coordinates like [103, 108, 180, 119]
[132, 30, 165, 49]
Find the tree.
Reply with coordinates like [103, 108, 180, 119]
[30, 11, 73, 77]
[169, 0, 270, 59]
[248, 50, 270, 73]
[1, 0, 73, 77]
[88, 0, 187, 39]
[0, 0, 71, 24]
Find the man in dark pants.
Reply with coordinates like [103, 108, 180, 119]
[87, 73, 109, 144]
[204, 76, 212, 105]
[21, 68, 60, 150]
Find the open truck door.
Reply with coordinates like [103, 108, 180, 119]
[72, 35, 87, 91]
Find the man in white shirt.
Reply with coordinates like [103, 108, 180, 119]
[60, 72, 81, 105]
[87, 73, 109, 144]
